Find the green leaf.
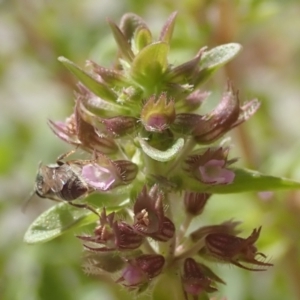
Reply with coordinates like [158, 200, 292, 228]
[58, 57, 118, 102]
[89, 61, 129, 87]
[130, 42, 169, 88]
[108, 20, 135, 62]
[195, 43, 242, 87]
[159, 11, 178, 44]
[165, 54, 201, 83]
[200, 43, 242, 69]
[24, 194, 130, 244]
[176, 168, 300, 194]
[139, 137, 184, 162]
[24, 202, 98, 244]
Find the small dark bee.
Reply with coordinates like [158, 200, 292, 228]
[25, 150, 98, 215]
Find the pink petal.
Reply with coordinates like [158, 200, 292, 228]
[82, 164, 115, 191]
[199, 159, 235, 184]
[122, 265, 146, 286]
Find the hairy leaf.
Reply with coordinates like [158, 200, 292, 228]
[195, 43, 242, 86]
[58, 57, 118, 102]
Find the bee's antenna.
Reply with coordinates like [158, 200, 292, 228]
[21, 189, 36, 213]
[22, 161, 42, 213]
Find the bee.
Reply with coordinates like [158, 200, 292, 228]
[24, 150, 98, 215]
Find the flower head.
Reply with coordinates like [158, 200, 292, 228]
[26, 11, 273, 300]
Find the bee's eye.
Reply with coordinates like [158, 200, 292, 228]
[35, 174, 46, 195]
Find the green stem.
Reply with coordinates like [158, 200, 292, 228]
[176, 214, 193, 247]
[159, 194, 176, 259]
[152, 269, 186, 300]
[175, 237, 205, 261]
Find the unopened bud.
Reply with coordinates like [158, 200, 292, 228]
[141, 93, 175, 132]
[117, 254, 165, 288]
[204, 227, 273, 271]
[184, 192, 211, 216]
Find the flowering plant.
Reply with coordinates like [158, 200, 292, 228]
[24, 12, 300, 299]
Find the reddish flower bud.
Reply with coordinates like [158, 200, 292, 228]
[88, 60, 128, 87]
[77, 208, 144, 251]
[190, 220, 242, 242]
[182, 258, 217, 299]
[141, 93, 175, 132]
[184, 191, 211, 216]
[184, 90, 211, 111]
[203, 227, 273, 271]
[173, 83, 260, 143]
[133, 185, 164, 234]
[100, 116, 139, 137]
[147, 217, 175, 242]
[48, 97, 118, 154]
[184, 147, 236, 185]
[48, 114, 79, 144]
[133, 185, 175, 241]
[117, 254, 165, 288]
[165, 51, 202, 84]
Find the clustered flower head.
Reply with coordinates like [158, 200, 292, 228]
[44, 12, 270, 299]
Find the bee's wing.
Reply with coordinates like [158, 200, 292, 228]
[50, 167, 73, 193]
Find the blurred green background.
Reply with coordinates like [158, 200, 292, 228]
[1, 0, 300, 299]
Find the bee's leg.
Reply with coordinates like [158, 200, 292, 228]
[56, 148, 77, 165]
[68, 202, 99, 217]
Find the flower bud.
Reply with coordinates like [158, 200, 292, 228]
[133, 185, 175, 241]
[190, 220, 242, 242]
[133, 185, 164, 235]
[48, 114, 79, 145]
[184, 191, 211, 216]
[182, 258, 217, 299]
[184, 90, 211, 111]
[77, 208, 144, 251]
[48, 98, 118, 154]
[173, 83, 260, 143]
[141, 93, 175, 132]
[100, 116, 139, 137]
[203, 227, 273, 271]
[117, 254, 165, 288]
[147, 217, 175, 242]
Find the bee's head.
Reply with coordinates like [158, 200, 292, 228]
[34, 162, 53, 198]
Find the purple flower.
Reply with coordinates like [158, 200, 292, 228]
[184, 147, 236, 185]
[81, 153, 138, 191]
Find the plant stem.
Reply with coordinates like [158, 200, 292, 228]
[176, 214, 193, 247]
[152, 270, 186, 300]
[175, 237, 205, 261]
